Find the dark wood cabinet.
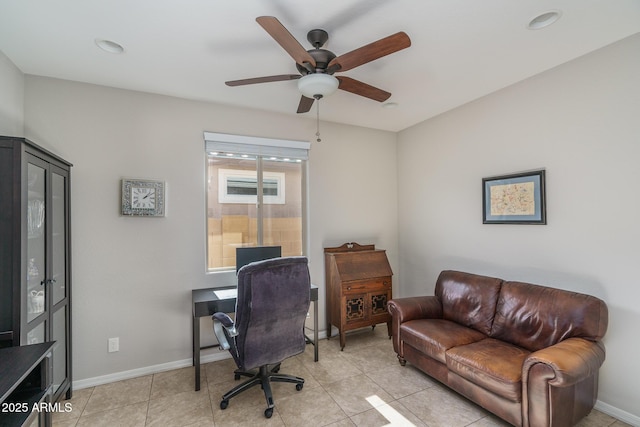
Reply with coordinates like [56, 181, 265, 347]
[0, 136, 72, 403]
[324, 243, 393, 350]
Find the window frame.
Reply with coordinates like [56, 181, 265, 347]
[203, 132, 310, 273]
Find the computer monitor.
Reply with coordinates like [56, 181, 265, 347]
[235, 246, 282, 273]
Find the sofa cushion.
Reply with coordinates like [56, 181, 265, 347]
[435, 270, 503, 336]
[490, 281, 609, 352]
[446, 338, 530, 402]
[401, 319, 486, 364]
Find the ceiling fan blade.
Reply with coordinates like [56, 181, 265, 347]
[256, 16, 316, 69]
[328, 32, 411, 73]
[337, 76, 391, 102]
[297, 95, 315, 113]
[225, 74, 300, 87]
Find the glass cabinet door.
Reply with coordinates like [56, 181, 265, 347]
[51, 168, 68, 394]
[52, 306, 66, 393]
[51, 171, 67, 305]
[26, 162, 46, 324]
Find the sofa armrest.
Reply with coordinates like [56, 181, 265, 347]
[523, 338, 606, 427]
[523, 338, 605, 387]
[387, 296, 442, 323]
[387, 296, 442, 358]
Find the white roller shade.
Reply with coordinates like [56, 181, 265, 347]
[204, 132, 310, 160]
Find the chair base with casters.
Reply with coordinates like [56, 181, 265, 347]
[220, 363, 304, 418]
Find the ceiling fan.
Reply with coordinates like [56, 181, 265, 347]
[225, 16, 411, 113]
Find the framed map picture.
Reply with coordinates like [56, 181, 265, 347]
[482, 170, 546, 224]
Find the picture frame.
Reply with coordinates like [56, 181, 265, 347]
[121, 178, 166, 217]
[482, 170, 546, 224]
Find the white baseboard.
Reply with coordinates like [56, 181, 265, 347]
[72, 351, 231, 390]
[594, 400, 640, 426]
[73, 330, 328, 391]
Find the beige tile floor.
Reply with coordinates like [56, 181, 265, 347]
[53, 327, 630, 426]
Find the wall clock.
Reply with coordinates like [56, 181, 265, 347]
[121, 179, 165, 217]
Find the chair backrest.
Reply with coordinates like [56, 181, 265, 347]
[235, 256, 311, 370]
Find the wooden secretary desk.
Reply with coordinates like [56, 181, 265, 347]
[324, 243, 393, 350]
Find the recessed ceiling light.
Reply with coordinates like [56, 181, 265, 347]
[527, 10, 562, 30]
[95, 38, 124, 54]
[382, 102, 398, 109]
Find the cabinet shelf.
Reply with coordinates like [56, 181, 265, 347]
[27, 190, 44, 200]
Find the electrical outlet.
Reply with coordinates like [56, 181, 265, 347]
[108, 337, 119, 353]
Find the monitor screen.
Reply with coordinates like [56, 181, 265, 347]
[235, 246, 281, 273]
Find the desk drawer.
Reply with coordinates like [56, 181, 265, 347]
[342, 277, 391, 294]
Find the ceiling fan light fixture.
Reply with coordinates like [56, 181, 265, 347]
[297, 74, 339, 99]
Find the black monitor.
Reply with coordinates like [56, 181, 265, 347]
[235, 246, 281, 273]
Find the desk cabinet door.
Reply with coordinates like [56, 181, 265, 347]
[369, 289, 392, 324]
[344, 293, 367, 325]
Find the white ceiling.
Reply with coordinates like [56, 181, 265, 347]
[1, 0, 639, 132]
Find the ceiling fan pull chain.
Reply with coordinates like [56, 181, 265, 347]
[316, 99, 322, 142]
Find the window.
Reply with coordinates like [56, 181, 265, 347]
[218, 169, 285, 204]
[204, 132, 309, 271]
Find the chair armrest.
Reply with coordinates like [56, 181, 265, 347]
[212, 312, 237, 351]
[523, 338, 606, 387]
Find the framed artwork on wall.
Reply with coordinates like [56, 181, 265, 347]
[482, 170, 546, 224]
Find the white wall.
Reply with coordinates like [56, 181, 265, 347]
[397, 33, 640, 421]
[23, 76, 398, 382]
[0, 50, 24, 136]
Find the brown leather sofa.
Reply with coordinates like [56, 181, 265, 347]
[387, 270, 608, 427]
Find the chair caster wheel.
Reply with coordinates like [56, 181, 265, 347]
[264, 407, 273, 418]
[296, 383, 303, 391]
[220, 399, 229, 410]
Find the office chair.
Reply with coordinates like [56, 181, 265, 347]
[212, 256, 311, 418]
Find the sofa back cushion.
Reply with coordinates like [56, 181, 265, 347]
[490, 281, 608, 351]
[435, 270, 503, 336]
